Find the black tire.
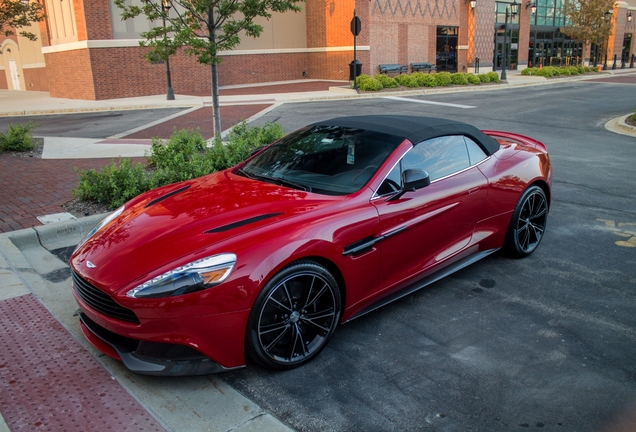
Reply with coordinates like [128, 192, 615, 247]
[503, 185, 548, 258]
[246, 261, 341, 370]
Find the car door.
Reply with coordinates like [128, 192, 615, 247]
[371, 135, 489, 294]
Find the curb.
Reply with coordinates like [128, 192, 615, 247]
[7, 213, 106, 252]
[604, 114, 636, 138]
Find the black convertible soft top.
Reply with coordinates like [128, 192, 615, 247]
[312, 115, 501, 156]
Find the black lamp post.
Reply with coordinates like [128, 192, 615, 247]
[162, 0, 175, 100]
[603, 10, 612, 71]
[501, 0, 519, 81]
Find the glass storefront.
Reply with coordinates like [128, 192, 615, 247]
[528, 29, 581, 67]
[437, 27, 458, 72]
[494, 2, 520, 70]
[623, 34, 633, 65]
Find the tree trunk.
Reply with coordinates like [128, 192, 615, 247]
[211, 62, 222, 138]
[208, 7, 222, 138]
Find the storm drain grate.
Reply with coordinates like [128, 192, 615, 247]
[0, 294, 165, 431]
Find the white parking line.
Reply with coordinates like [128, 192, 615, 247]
[384, 96, 476, 109]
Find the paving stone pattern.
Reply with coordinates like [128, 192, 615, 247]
[0, 294, 166, 431]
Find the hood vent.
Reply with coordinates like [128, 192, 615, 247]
[205, 212, 284, 234]
[145, 185, 191, 208]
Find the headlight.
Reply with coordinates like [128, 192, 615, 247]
[75, 206, 125, 251]
[126, 253, 237, 299]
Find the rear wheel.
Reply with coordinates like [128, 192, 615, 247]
[504, 185, 548, 258]
[246, 261, 341, 370]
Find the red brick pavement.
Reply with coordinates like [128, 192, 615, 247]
[0, 156, 145, 233]
[124, 104, 273, 140]
[0, 294, 166, 431]
[585, 74, 636, 84]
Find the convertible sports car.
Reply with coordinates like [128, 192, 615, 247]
[70, 115, 551, 376]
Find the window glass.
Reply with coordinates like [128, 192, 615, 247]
[465, 137, 487, 165]
[376, 135, 483, 196]
[403, 136, 470, 181]
[241, 125, 402, 195]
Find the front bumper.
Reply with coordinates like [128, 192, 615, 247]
[79, 313, 242, 376]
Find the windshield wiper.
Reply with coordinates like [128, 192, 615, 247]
[238, 169, 311, 192]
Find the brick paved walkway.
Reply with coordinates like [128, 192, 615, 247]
[0, 294, 166, 431]
[124, 104, 272, 140]
[0, 157, 142, 233]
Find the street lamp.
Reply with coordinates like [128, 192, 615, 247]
[603, 10, 612, 70]
[162, 0, 175, 100]
[501, 0, 519, 81]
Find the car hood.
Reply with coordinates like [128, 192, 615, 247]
[71, 170, 342, 293]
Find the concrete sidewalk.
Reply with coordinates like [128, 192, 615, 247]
[1, 70, 635, 432]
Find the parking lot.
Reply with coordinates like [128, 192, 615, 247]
[2, 77, 636, 431]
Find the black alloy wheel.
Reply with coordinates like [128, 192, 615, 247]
[504, 185, 548, 257]
[246, 261, 341, 370]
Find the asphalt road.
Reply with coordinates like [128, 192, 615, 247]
[8, 80, 636, 431]
[0, 108, 187, 139]
[220, 81, 636, 432]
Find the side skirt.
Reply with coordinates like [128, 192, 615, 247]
[344, 248, 499, 323]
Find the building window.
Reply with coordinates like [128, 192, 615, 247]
[532, 0, 566, 27]
[437, 27, 458, 72]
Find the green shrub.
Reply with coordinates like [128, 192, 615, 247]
[74, 122, 285, 209]
[148, 129, 213, 186]
[207, 120, 285, 170]
[394, 74, 419, 87]
[375, 74, 399, 88]
[74, 158, 151, 208]
[521, 67, 539, 75]
[633, 105, 636, 122]
[356, 74, 383, 91]
[413, 72, 437, 87]
[466, 74, 481, 85]
[433, 72, 452, 86]
[450, 73, 469, 85]
[486, 71, 500, 83]
[478, 73, 491, 83]
[0, 121, 36, 152]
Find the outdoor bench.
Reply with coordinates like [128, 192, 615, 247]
[379, 64, 408, 74]
[411, 62, 437, 73]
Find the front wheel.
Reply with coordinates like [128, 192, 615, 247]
[246, 261, 341, 370]
[503, 185, 548, 258]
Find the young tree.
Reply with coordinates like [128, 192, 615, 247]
[562, 0, 614, 66]
[0, 0, 46, 43]
[115, 0, 305, 137]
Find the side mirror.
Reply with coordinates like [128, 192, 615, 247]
[386, 169, 430, 201]
[403, 169, 430, 190]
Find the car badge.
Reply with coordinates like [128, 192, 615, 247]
[86, 261, 97, 269]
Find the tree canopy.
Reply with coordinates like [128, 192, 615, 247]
[115, 0, 305, 137]
[0, 0, 46, 43]
[562, 0, 615, 60]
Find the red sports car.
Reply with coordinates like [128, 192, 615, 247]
[70, 115, 551, 375]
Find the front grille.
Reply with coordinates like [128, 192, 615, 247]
[72, 270, 140, 324]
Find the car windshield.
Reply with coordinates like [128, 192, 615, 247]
[238, 125, 403, 195]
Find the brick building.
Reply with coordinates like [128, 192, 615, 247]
[1, 0, 635, 100]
